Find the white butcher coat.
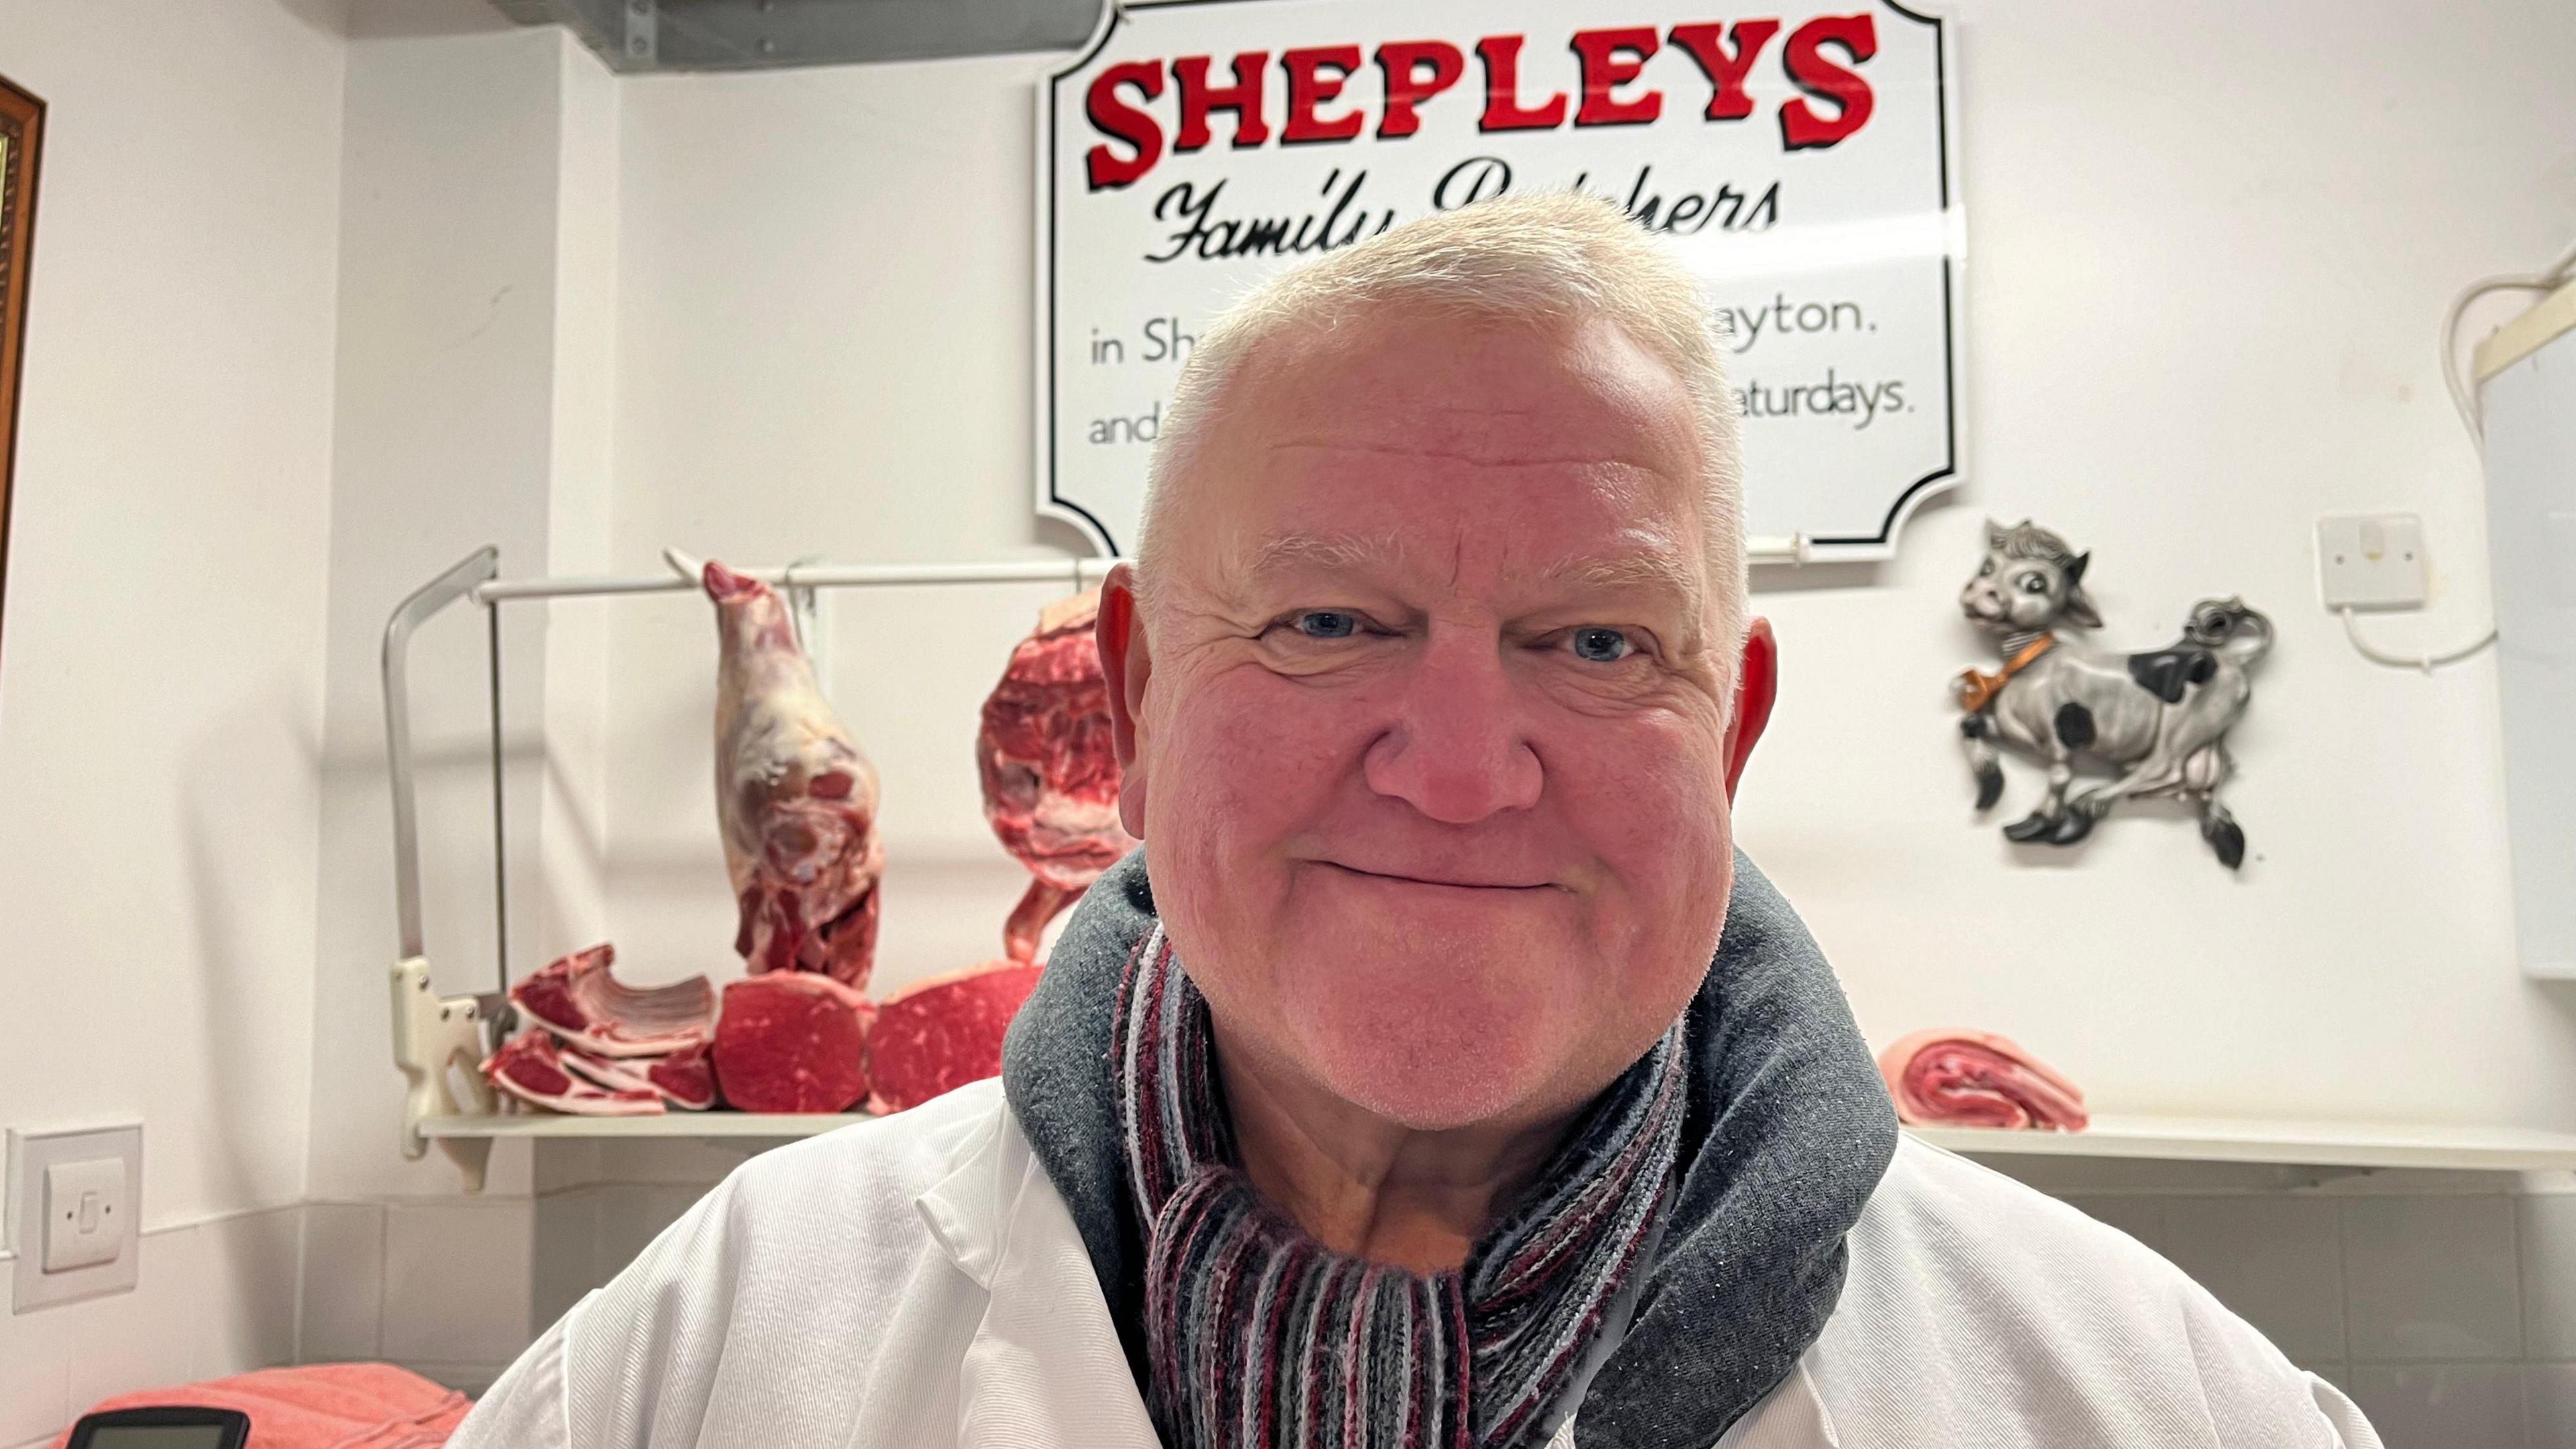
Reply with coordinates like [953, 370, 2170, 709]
[451, 1080, 2382, 1448]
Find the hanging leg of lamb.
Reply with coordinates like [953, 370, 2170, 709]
[1877, 1028, 2090, 1132]
[977, 589, 1137, 963]
[484, 1030, 665, 1116]
[508, 943, 714, 1058]
[704, 559, 885, 989]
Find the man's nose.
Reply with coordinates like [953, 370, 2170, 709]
[1360, 633, 1544, 824]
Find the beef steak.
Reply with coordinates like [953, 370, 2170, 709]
[712, 971, 875, 1113]
[865, 960, 1044, 1114]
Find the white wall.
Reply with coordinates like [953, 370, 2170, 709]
[589, 1, 2576, 1131]
[1751, 0, 2576, 1130]
[298, 6, 623, 1391]
[0, 0, 347, 1439]
[601, 55, 1074, 995]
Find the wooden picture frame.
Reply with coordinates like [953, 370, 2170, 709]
[0, 74, 41, 665]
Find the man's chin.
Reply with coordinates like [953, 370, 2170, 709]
[1279, 981, 1570, 1131]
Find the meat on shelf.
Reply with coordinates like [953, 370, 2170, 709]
[1877, 1028, 2089, 1132]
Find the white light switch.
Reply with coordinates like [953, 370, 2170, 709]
[9, 1122, 143, 1311]
[2316, 513, 2430, 610]
[41, 1157, 125, 1273]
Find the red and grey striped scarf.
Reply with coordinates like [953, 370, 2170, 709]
[1113, 926, 1688, 1449]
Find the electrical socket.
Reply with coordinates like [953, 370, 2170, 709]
[2316, 513, 2430, 610]
[9, 1123, 142, 1311]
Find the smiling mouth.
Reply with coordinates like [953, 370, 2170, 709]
[1314, 861, 1556, 894]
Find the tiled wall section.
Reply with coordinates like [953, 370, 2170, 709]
[11, 1159, 2576, 1449]
[0, 1205, 300, 1449]
[1990, 1155, 2576, 1449]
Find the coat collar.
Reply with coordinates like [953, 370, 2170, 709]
[915, 1095, 1163, 1448]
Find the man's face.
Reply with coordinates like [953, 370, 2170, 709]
[1102, 309, 1763, 1133]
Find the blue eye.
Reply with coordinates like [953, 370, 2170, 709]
[1570, 627, 1633, 663]
[1295, 611, 1359, 639]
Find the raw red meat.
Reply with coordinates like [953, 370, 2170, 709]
[865, 960, 1044, 1114]
[561, 1040, 718, 1111]
[712, 971, 875, 1114]
[484, 1030, 664, 1117]
[704, 560, 885, 989]
[977, 588, 1135, 962]
[1878, 1028, 2090, 1132]
[508, 943, 714, 1059]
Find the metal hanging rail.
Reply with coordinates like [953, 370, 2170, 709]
[476, 550, 1120, 604]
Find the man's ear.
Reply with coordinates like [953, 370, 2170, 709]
[1723, 617, 1776, 801]
[1096, 563, 1152, 838]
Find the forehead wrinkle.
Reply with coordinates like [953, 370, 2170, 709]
[1263, 437, 1682, 476]
[1539, 548, 1702, 601]
[1212, 527, 1706, 635]
[1240, 529, 1409, 580]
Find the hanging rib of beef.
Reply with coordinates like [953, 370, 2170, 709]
[704, 560, 885, 989]
[975, 588, 1136, 962]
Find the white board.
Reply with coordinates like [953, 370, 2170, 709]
[1035, 0, 1965, 557]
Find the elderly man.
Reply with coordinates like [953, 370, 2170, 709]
[453, 196, 2377, 1448]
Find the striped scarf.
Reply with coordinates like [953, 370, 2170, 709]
[1114, 926, 1689, 1449]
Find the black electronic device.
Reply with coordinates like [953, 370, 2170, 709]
[64, 1407, 252, 1449]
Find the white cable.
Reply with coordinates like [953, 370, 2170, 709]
[2342, 235, 2575, 672]
[2339, 606, 2497, 674]
[2440, 234, 2576, 445]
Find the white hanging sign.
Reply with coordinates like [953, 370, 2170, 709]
[1035, 0, 1962, 558]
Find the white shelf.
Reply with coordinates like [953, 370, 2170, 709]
[1911, 1114, 2576, 1173]
[420, 1112, 873, 1140]
[421, 1112, 2576, 1172]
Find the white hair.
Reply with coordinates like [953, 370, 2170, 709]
[1132, 191, 1749, 667]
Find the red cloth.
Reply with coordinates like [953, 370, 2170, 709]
[56, 1364, 469, 1449]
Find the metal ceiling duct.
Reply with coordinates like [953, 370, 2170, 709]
[489, 0, 1104, 72]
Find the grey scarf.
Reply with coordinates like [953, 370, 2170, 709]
[1002, 850, 1896, 1446]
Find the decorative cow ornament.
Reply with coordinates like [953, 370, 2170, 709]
[1955, 520, 2272, 868]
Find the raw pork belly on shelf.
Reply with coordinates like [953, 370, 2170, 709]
[712, 971, 875, 1114]
[977, 588, 1136, 963]
[484, 1030, 665, 1117]
[561, 1040, 718, 1112]
[1877, 1028, 2090, 1132]
[866, 960, 1045, 1114]
[508, 943, 715, 1057]
[704, 559, 886, 989]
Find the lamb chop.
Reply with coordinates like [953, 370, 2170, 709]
[1877, 1028, 2090, 1132]
[508, 943, 714, 1059]
[702, 559, 885, 989]
[560, 1040, 718, 1111]
[483, 1030, 664, 1117]
[976, 589, 1136, 962]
